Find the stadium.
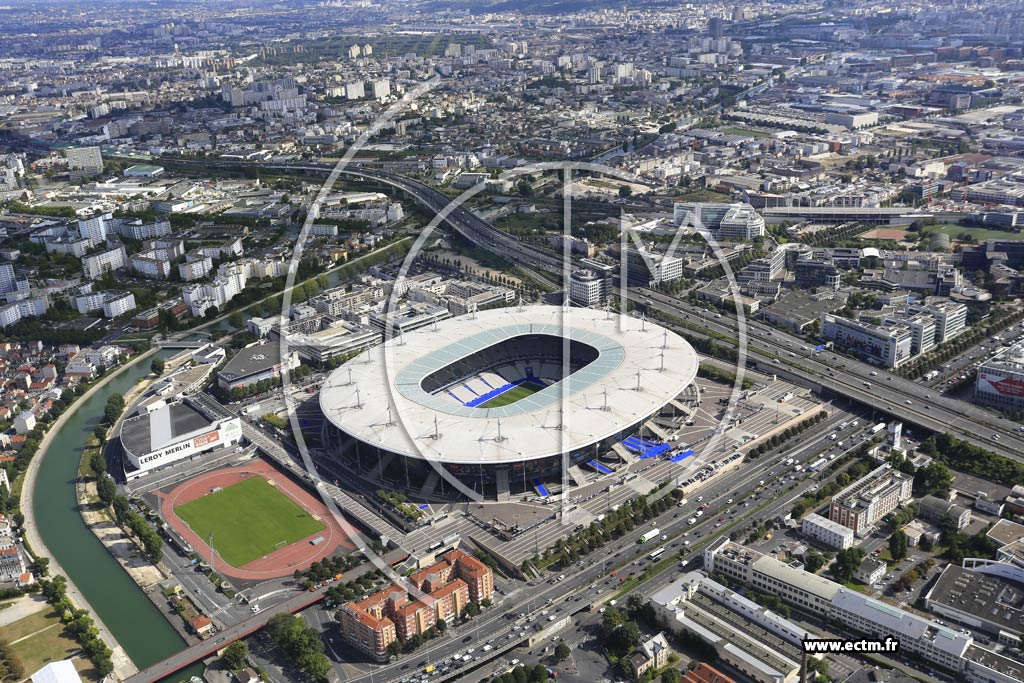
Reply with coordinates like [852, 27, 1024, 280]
[318, 305, 698, 500]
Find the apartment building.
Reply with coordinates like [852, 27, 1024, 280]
[82, 245, 127, 280]
[338, 550, 493, 661]
[828, 464, 914, 535]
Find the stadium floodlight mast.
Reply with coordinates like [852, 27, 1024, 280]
[275, 77, 750, 606]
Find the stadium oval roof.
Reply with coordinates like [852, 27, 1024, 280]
[319, 305, 698, 465]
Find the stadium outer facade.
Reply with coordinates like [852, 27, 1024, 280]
[318, 305, 698, 499]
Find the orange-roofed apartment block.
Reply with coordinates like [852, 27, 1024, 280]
[338, 549, 493, 660]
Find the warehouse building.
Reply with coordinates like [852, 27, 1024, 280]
[120, 398, 242, 477]
[216, 342, 301, 391]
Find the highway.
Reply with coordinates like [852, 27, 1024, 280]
[154, 156, 1024, 458]
[327, 411, 862, 683]
[631, 287, 1024, 459]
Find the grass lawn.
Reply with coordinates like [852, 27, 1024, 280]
[174, 476, 325, 567]
[924, 224, 1024, 241]
[0, 609, 80, 675]
[477, 382, 543, 408]
[720, 126, 770, 138]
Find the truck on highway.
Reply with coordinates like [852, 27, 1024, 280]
[809, 458, 827, 471]
[923, 370, 939, 381]
[870, 422, 886, 435]
[639, 528, 660, 543]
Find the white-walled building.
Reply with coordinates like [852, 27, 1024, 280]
[801, 512, 855, 550]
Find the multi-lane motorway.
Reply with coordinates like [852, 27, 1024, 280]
[632, 287, 1024, 459]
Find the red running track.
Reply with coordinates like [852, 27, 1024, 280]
[157, 459, 356, 580]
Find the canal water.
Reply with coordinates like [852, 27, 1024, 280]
[31, 352, 201, 677]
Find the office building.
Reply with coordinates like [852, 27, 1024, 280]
[907, 301, 967, 343]
[650, 571, 812, 683]
[801, 512, 855, 550]
[674, 202, 765, 241]
[828, 463, 914, 535]
[704, 539, 984, 676]
[794, 260, 840, 290]
[369, 302, 450, 336]
[569, 269, 608, 307]
[919, 495, 971, 530]
[820, 314, 913, 368]
[882, 314, 936, 356]
[272, 317, 381, 365]
[975, 341, 1024, 413]
[625, 247, 684, 286]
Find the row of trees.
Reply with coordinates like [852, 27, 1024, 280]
[38, 576, 114, 676]
[790, 453, 875, 519]
[747, 411, 829, 459]
[526, 490, 677, 574]
[488, 663, 551, 683]
[89, 392, 165, 562]
[223, 365, 313, 402]
[920, 432, 1024, 488]
[110, 496, 163, 563]
[897, 306, 1024, 380]
[696, 362, 754, 390]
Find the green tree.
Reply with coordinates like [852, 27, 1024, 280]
[915, 461, 953, 497]
[96, 476, 117, 507]
[150, 357, 165, 375]
[661, 669, 681, 683]
[830, 548, 865, 583]
[88, 451, 106, 478]
[554, 641, 571, 662]
[889, 530, 909, 561]
[222, 641, 249, 669]
[530, 664, 549, 683]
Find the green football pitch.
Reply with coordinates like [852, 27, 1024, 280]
[476, 382, 543, 408]
[174, 476, 325, 567]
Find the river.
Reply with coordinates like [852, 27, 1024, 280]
[31, 352, 197, 675]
